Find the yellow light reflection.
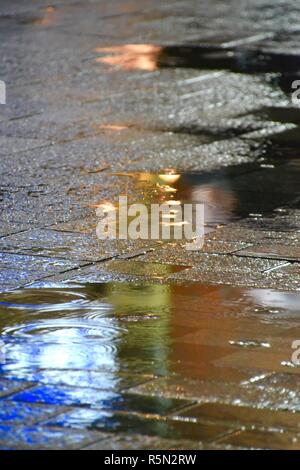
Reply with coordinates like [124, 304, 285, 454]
[89, 202, 117, 212]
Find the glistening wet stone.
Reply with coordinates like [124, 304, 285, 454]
[129, 376, 300, 411]
[102, 165, 300, 228]
[11, 386, 187, 416]
[207, 224, 300, 244]
[0, 136, 48, 156]
[91, 412, 235, 442]
[0, 222, 31, 238]
[214, 350, 300, 376]
[3, 0, 300, 450]
[236, 244, 300, 262]
[105, 260, 189, 279]
[136, 246, 286, 270]
[83, 433, 204, 450]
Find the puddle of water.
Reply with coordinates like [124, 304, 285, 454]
[0, 281, 300, 437]
[92, 164, 300, 238]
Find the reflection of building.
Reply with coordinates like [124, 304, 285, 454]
[93, 170, 237, 241]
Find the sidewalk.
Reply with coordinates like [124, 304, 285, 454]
[0, 0, 300, 450]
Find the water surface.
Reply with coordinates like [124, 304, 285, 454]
[0, 281, 299, 438]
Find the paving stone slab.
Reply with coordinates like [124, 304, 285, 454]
[0, 229, 159, 262]
[214, 350, 300, 377]
[207, 224, 300, 244]
[236, 244, 300, 262]
[136, 245, 286, 270]
[255, 373, 300, 392]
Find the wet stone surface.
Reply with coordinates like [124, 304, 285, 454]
[1, 0, 300, 450]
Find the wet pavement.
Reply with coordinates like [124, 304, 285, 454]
[1, 0, 300, 450]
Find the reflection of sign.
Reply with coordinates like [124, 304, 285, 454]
[0, 80, 6, 104]
[0, 340, 5, 363]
